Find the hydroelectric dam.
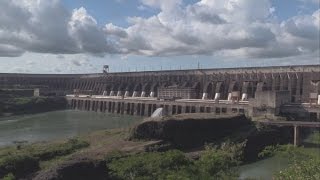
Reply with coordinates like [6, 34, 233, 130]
[1, 65, 320, 120]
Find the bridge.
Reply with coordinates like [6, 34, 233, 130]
[258, 120, 320, 146]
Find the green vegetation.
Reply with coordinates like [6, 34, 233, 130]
[304, 131, 320, 145]
[2, 173, 15, 180]
[0, 96, 67, 116]
[258, 144, 320, 179]
[275, 158, 320, 180]
[106, 142, 245, 180]
[0, 138, 89, 179]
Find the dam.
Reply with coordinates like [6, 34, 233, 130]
[1, 65, 320, 120]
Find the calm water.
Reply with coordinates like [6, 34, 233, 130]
[1, 111, 318, 179]
[239, 147, 320, 179]
[239, 155, 289, 179]
[0, 110, 142, 147]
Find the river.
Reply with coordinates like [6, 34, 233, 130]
[239, 155, 290, 179]
[0, 110, 142, 147]
[0, 110, 318, 179]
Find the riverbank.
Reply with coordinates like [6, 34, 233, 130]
[1, 128, 159, 179]
[0, 113, 319, 179]
[0, 96, 67, 117]
[0, 110, 142, 147]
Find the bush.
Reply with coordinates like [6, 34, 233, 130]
[258, 144, 314, 162]
[261, 144, 320, 179]
[0, 138, 89, 179]
[0, 154, 39, 178]
[274, 158, 320, 180]
[196, 142, 244, 179]
[107, 150, 194, 180]
[106, 142, 246, 180]
[2, 173, 15, 180]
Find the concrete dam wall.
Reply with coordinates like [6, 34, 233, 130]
[1, 65, 320, 119]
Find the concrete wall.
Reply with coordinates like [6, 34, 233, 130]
[67, 97, 249, 117]
[1, 65, 319, 103]
[250, 90, 291, 117]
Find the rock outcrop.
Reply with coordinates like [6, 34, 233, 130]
[130, 114, 251, 148]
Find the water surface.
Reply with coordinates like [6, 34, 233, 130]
[239, 155, 289, 179]
[0, 110, 142, 147]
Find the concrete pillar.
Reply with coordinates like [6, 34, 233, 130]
[168, 105, 173, 115]
[144, 104, 150, 117]
[123, 103, 128, 115]
[90, 100, 94, 111]
[227, 93, 232, 101]
[318, 95, 320, 105]
[117, 91, 122, 97]
[109, 91, 115, 96]
[103, 91, 108, 96]
[181, 106, 186, 114]
[133, 104, 138, 115]
[105, 101, 109, 112]
[141, 91, 146, 97]
[76, 100, 80, 110]
[210, 107, 216, 115]
[241, 93, 248, 101]
[80, 100, 84, 110]
[294, 126, 300, 147]
[150, 91, 155, 97]
[97, 101, 102, 112]
[81, 100, 85, 110]
[120, 103, 125, 114]
[112, 102, 116, 113]
[124, 91, 130, 97]
[195, 106, 201, 113]
[214, 93, 221, 101]
[132, 91, 138, 97]
[102, 102, 105, 112]
[202, 92, 208, 100]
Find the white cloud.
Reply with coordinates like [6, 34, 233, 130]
[140, 0, 182, 11]
[0, 0, 318, 62]
[105, 0, 319, 59]
[0, 0, 118, 57]
[0, 44, 24, 57]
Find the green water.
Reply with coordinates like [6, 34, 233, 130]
[239, 155, 289, 179]
[0, 110, 142, 147]
[239, 146, 320, 179]
[0, 111, 318, 179]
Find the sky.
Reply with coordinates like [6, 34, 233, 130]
[0, 0, 319, 74]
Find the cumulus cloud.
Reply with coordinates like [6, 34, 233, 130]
[0, 0, 117, 57]
[0, 44, 25, 57]
[0, 0, 319, 60]
[140, 0, 182, 11]
[105, 0, 319, 58]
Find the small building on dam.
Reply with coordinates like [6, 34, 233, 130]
[1, 65, 320, 120]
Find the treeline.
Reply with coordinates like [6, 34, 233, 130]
[0, 96, 67, 116]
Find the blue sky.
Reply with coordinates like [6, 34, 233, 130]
[0, 0, 319, 73]
[62, 0, 318, 25]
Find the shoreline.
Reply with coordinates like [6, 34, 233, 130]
[0, 112, 319, 179]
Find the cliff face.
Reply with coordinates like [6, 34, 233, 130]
[130, 114, 251, 149]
